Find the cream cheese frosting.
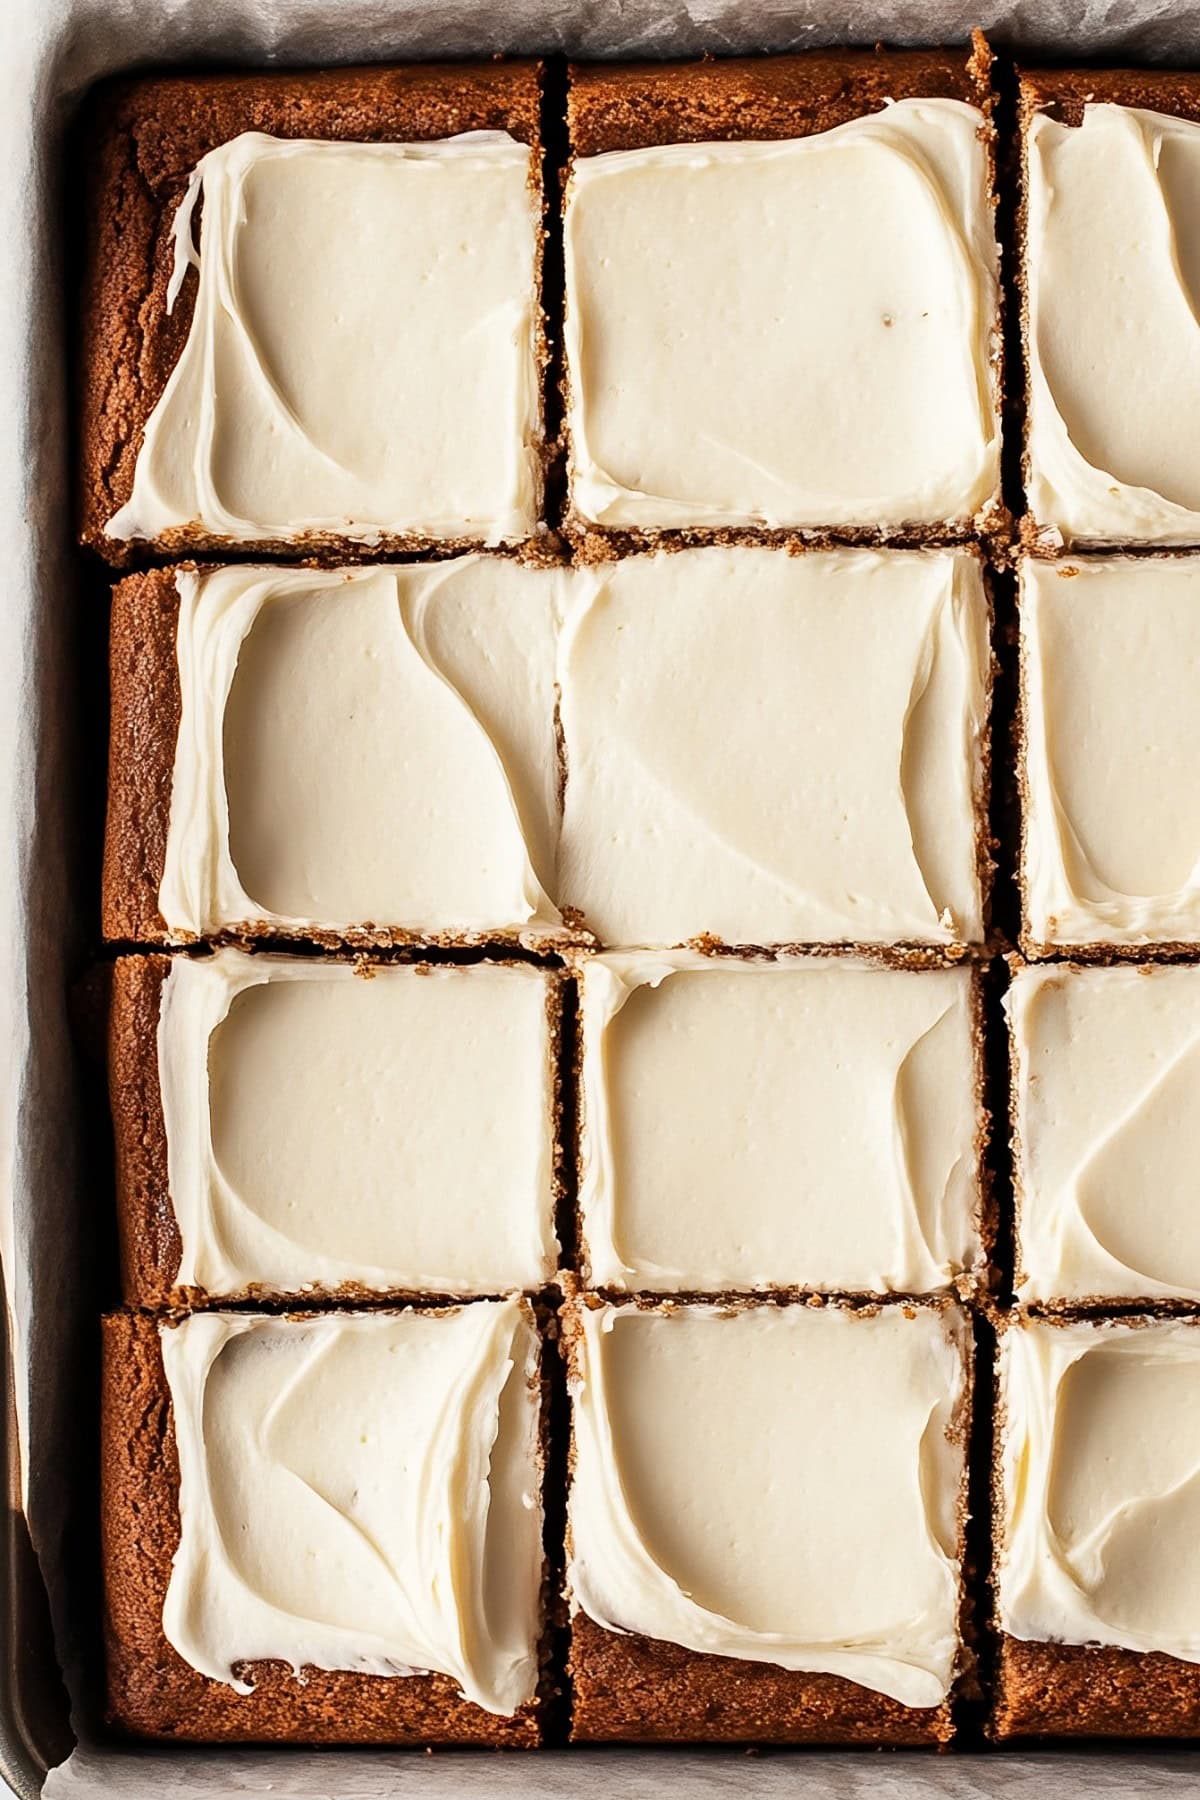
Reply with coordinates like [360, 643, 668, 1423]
[1008, 964, 1200, 1305]
[1020, 556, 1200, 947]
[567, 1300, 968, 1705]
[160, 1300, 543, 1715]
[577, 952, 982, 1293]
[159, 560, 562, 941]
[106, 132, 542, 547]
[1026, 105, 1200, 546]
[563, 100, 1000, 530]
[158, 950, 557, 1296]
[556, 547, 990, 948]
[998, 1316, 1200, 1662]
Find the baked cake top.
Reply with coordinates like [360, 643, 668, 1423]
[1020, 555, 1200, 950]
[1008, 963, 1200, 1306]
[556, 546, 990, 949]
[576, 951, 983, 1294]
[153, 951, 558, 1298]
[160, 1300, 542, 1716]
[565, 1298, 969, 1704]
[1024, 100, 1200, 546]
[997, 1315, 1200, 1663]
[157, 560, 562, 942]
[102, 130, 543, 550]
[563, 99, 1000, 533]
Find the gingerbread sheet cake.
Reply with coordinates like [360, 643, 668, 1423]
[83, 39, 1200, 1759]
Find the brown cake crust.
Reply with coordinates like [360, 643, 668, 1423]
[563, 37, 1004, 554]
[569, 1612, 952, 1745]
[993, 1635, 1200, 1741]
[109, 955, 175, 1305]
[110, 956, 567, 1308]
[101, 1309, 544, 1745]
[568, 45, 984, 156]
[103, 567, 181, 944]
[561, 1293, 971, 1745]
[79, 62, 545, 564]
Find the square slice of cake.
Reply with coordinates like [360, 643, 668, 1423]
[1020, 69, 1200, 547]
[994, 1314, 1200, 1739]
[80, 64, 545, 561]
[564, 1296, 971, 1744]
[110, 951, 561, 1306]
[103, 559, 567, 947]
[576, 951, 984, 1295]
[101, 1300, 545, 1744]
[563, 47, 1001, 538]
[557, 546, 991, 950]
[1019, 554, 1200, 953]
[1008, 962, 1200, 1306]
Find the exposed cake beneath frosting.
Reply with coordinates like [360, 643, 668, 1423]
[565, 1299, 969, 1715]
[577, 952, 983, 1294]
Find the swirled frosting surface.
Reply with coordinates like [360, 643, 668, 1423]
[567, 1300, 968, 1706]
[1009, 964, 1200, 1304]
[999, 1317, 1200, 1661]
[1021, 555, 1200, 947]
[1027, 105, 1200, 545]
[577, 951, 981, 1293]
[564, 101, 1000, 529]
[106, 132, 542, 547]
[159, 949, 557, 1296]
[161, 1301, 543, 1715]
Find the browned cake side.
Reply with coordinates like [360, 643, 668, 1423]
[109, 955, 177, 1306]
[103, 568, 181, 944]
[101, 1310, 543, 1745]
[110, 957, 568, 1309]
[993, 1636, 1200, 1741]
[567, 43, 986, 155]
[569, 1613, 953, 1746]
[79, 61, 544, 563]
